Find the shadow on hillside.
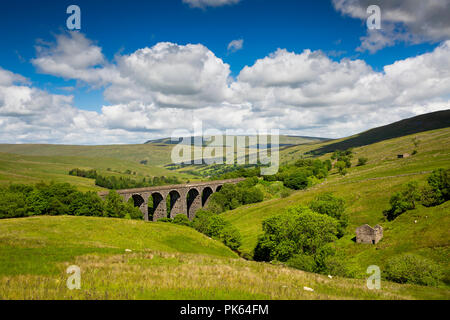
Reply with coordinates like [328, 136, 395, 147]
[308, 110, 450, 156]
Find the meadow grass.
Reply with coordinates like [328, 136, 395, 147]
[1, 242, 448, 300]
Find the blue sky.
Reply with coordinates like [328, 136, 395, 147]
[0, 0, 449, 144]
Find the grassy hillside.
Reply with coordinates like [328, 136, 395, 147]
[0, 215, 448, 300]
[0, 152, 195, 191]
[309, 109, 450, 155]
[223, 127, 450, 282]
[0, 144, 174, 166]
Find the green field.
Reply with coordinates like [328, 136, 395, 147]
[0, 152, 194, 191]
[0, 216, 448, 300]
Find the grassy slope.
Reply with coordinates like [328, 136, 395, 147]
[0, 152, 194, 192]
[309, 109, 450, 155]
[0, 144, 173, 166]
[0, 216, 448, 300]
[223, 127, 450, 281]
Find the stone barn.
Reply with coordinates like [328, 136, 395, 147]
[355, 224, 383, 244]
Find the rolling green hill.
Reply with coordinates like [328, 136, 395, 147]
[308, 109, 450, 155]
[0, 152, 192, 191]
[0, 134, 328, 188]
[0, 144, 174, 166]
[0, 215, 448, 300]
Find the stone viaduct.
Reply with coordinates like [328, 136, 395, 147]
[98, 178, 244, 222]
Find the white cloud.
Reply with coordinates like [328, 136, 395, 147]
[32, 32, 121, 86]
[332, 0, 450, 53]
[227, 39, 244, 53]
[183, 0, 240, 9]
[1, 33, 450, 144]
[107, 42, 234, 108]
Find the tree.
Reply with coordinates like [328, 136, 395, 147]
[383, 182, 420, 221]
[284, 171, 309, 190]
[240, 187, 264, 204]
[191, 210, 241, 250]
[254, 206, 339, 262]
[335, 161, 347, 176]
[0, 190, 28, 218]
[104, 191, 142, 219]
[309, 193, 348, 237]
[357, 157, 368, 166]
[423, 168, 450, 206]
[173, 214, 191, 227]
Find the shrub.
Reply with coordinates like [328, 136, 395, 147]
[335, 161, 347, 176]
[69, 191, 104, 217]
[385, 254, 443, 286]
[280, 189, 291, 198]
[287, 254, 316, 272]
[421, 185, 440, 207]
[219, 225, 242, 251]
[172, 214, 191, 226]
[284, 171, 309, 190]
[383, 181, 420, 221]
[240, 187, 264, 204]
[422, 168, 450, 207]
[357, 157, 368, 166]
[0, 190, 29, 219]
[191, 210, 242, 251]
[157, 217, 173, 223]
[324, 159, 332, 171]
[104, 191, 142, 220]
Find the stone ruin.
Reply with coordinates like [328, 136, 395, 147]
[355, 224, 383, 244]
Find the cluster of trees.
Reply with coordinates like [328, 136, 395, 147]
[207, 177, 264, 213]
[331, 149, 369, 175]
[211, 159, 331, 192]
[332, 149, 353, 175]
[263, 159, 331, 190]
[192, 210, 242, 251]
[253, 193, 349, 276]
[156, 210, 242, 251]
[69, 168, 181, 189]
[0, 183, 142, 220]
[383, 168, 449, 221]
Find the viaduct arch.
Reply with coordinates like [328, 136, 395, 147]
[98, 178, 244, 222]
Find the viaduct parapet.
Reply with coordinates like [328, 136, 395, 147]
[98, 178, 245, 222]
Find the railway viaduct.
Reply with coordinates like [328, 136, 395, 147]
[98, 178, 244, 222]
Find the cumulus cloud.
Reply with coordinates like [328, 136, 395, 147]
[1, 32, 450, 144]
[332, 0, 450, 53]
[227, 39, 244, 53]
[32, 32, 121, 86]
[107, 42, 234, 108]
[183, 0, 240, 9]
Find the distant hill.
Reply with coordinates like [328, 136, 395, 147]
[309, 110, 450, 155]
[145, 135, 329, 147]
